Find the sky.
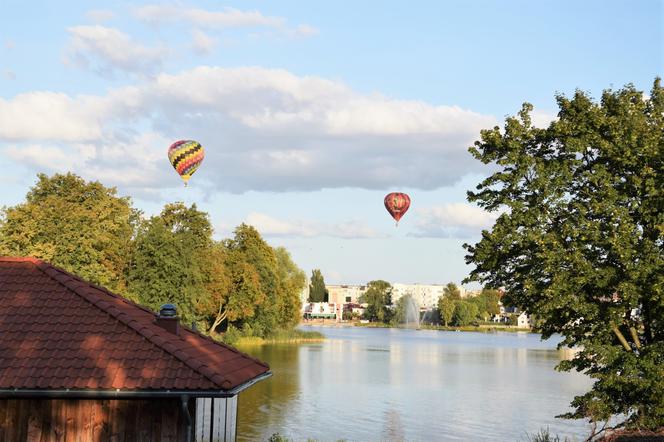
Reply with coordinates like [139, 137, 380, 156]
[1, 0, 662, 287]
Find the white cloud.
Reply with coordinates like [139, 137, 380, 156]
[191, 29, 216, 54]
[0, 92, 104, 141]
[4, 144, 94, 172]
[245, 212, 383, 239]
[410, 203, 500, 238]
[86, 9, 115, 22]
[530, 109, 557, 128]
[2, 66, 498, 193]
[134, 5, 317, 36]
[65, 25, 168, 75]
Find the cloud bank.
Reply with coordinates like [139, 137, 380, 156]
[1, 66, 496, 194]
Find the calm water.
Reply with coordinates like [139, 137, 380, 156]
[237, 326, 592, 442]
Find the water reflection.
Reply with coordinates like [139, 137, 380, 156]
[238, 327, 592, 441]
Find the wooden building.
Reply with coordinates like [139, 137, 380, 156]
[0, 257, 271, 441]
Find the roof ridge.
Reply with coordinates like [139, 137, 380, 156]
[29, 260, 254, 390]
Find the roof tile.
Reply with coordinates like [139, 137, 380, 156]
[0, 257, 269, 393]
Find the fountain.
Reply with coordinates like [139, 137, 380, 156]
[402, 295, 420, 329]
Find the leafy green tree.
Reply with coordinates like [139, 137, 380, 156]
[274, 247, 306, 329]
[437, 297, 456, 326]
[464, 80, 664, 430]
[194, 242, 266, 335]
[126, 203, 211, 323]
[360, 280, 393, 322]
[452, 301, 479, 326]
[469, 288, 501, 320]
[225, 223, 280, 337]
[308, 269, 329, 302]
[443, 282, 462, 300]
[0, 173, 138, 293]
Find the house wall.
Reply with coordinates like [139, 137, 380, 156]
[0, 398, 192, 441]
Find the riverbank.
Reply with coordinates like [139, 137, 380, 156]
[300, 320, 535, 333]
[232, 329, 325, 346]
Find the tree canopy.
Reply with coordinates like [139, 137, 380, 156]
[0, 173, 138, 293]
[1, 173, 307, 341]
[360, 280, 393, 323]
[464, 80, 664, 430]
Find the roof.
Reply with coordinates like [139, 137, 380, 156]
[0, 257, 270, 396]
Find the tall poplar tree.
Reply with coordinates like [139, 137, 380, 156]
[308, 269, 328, 302]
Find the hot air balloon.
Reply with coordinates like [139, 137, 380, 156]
[384, 192, 411, 226]
[168, 140, 205, 186]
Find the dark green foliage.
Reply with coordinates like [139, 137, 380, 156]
[452, 301, 479, 326]
[465, 80, 664, 429]
[308, 269, 328, 302]
[0, 173, 138, 293]
[469, 288, 501, 320]
[360, 280, 393, 323]
[126, 203, 212, 324]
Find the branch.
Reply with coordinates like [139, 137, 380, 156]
[611, 323, 632, 352]
[629, 326, 641, 350]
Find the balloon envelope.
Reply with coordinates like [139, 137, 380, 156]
[384, 192, 411, 224]
[168, 140, 205, 185]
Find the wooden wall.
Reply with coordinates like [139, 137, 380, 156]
[0, 398, 192, 442]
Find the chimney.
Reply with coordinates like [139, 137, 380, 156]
[155, 303, 180, 335]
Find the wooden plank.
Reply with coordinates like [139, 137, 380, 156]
[195, 398, 211, 442]
[224, 396, 237, 442]
[212, 398, 226, 442]
[26, 400, 43, 442]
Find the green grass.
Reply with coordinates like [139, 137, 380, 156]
[224, 328, 325, 346]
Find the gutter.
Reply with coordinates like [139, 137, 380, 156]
[0, 371, 272, 399]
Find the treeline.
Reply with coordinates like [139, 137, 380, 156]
[0, 173, 305, 338]
[358, 280, 502, 327]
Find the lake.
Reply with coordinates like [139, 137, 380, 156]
[236, 326, 592, 441]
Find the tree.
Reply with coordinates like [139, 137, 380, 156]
[464, 80, 664, 430]
[308, 269, 328, 302]
[437, 297, 455, 327]
[452, 301, 478, 327]
[274, 247, 306, 329]
[360, 280, 393, 323]
[443, 282, 462, 300]
[126, 203, 212, 324]
[0, 173, 138, 293]
[225, 224, 280, 337]
[469, 288, 501, 320]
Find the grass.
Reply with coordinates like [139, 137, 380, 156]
[226, 328, 325, 346]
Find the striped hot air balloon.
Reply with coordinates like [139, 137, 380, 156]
[168, 140, 205, 186]
[384, 192, 411, 226]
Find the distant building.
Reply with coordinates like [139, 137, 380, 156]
[303, 302, 337, 319]
[327, 284, 366, 305]
[517, 312, 532, 329]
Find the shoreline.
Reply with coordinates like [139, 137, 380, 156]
[300, 321, 536, 334]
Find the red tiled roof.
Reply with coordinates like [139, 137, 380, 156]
[0, 257, 270, 393]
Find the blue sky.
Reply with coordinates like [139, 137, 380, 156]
[1, 1, 661, 286]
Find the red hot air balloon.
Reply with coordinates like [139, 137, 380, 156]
[384, 192, 411, 226]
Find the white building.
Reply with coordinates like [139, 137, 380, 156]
[517, 312, 532, 329]
[303, 302, 338, 319]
